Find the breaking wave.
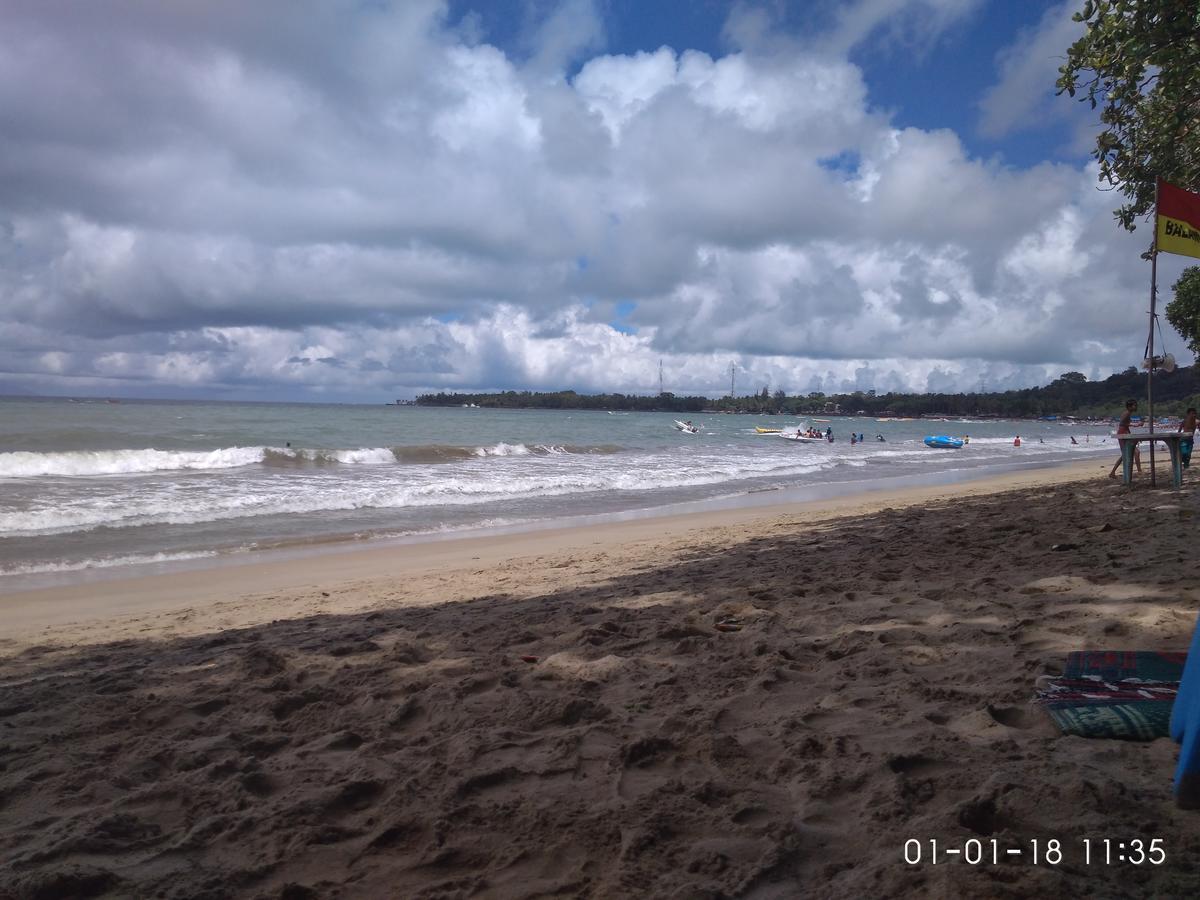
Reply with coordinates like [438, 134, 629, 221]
[0, 443, 624, 477]
[0, 447, 268, 477]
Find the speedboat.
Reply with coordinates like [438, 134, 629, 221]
[781, 430, 824, 443]
[674, 420, 700, 434]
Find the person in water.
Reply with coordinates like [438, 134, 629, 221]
[1179, 407, 1197, 469]
[875, 434, 885, 442]
[1109, 398, 1142, 478]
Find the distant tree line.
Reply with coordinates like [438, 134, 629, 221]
[415, 366, 1200, 418]
[415, 390, 708, 412]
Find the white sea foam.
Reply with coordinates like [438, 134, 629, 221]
[331, 447, 396, 465]
[0, 447, 268, 477]
[0, 550, 218, 576]
[474, 442, 532, 457]
[0, 445, 415, 477]
[0, 453, 843, 536]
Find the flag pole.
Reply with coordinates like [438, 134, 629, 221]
[1147, 179, 1160, 486]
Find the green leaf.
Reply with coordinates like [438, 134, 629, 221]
[1058, 0, 1200, 231]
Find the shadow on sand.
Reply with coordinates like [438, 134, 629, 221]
[2, 478, 1200, 899]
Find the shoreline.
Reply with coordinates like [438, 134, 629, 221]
[0, 457, 1107, 648]
[1, 451, 1110, 595]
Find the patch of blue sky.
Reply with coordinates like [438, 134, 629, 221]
[610, 300, 637, 334]
[848, 3, 1085, 169]
[598, 0, 726, 59]
[446, 0, 726, 75]
[818, 150, 861, 179]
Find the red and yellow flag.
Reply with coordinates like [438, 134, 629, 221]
[1157, 179, 1200, 260]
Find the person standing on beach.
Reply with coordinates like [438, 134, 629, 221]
[1179, 407, 1197, 469]
[1109, 398, 1142, 478]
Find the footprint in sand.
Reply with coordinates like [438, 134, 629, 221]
[886, 754, 946, 775]
[455, 675, 498, 697]
[324, 730, 364, 750]
[957, 795, 1001, 836]
[616, 737, 677, 798]
[986, 704, 1047, 732]
[239, 770, 274, 797]
[188, 697, 227, 716]
[324, 779, 384, 815]
[731, 805, 773, 826]
[239, 646, 288, 678]
[388, 697, 426, 730]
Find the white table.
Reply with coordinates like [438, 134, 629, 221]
[1117, 433, 1185, 487]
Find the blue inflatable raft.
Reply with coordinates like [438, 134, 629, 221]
[924, 435, 963, 449]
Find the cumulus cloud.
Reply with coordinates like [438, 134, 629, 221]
[0, 0, 1186, 402]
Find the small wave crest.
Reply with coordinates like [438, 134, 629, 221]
[474, 442, 531, 457]
[392, 445, 487, 464]
[261, 447, 396, 466]
[0, 447, 266, 478]
[398, 443, 621, 463]
[0, 550, 219, 577]
[472, 442, 621, 458]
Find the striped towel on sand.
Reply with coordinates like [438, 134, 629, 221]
[1034, 651, 1187, 741]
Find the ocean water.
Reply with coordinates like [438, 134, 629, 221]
[0, 397, 1115, 587]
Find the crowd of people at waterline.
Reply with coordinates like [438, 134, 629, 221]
[792, 427, 889, 443]
[785, 401, 1200, 474]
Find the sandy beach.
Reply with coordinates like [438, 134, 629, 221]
[3, 458, 1200, 898]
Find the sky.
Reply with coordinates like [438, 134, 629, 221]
[0, 0, 1193, 402]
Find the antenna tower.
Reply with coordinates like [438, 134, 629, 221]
[730, 363, 736, 397]
[659, 359, 664, 396]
